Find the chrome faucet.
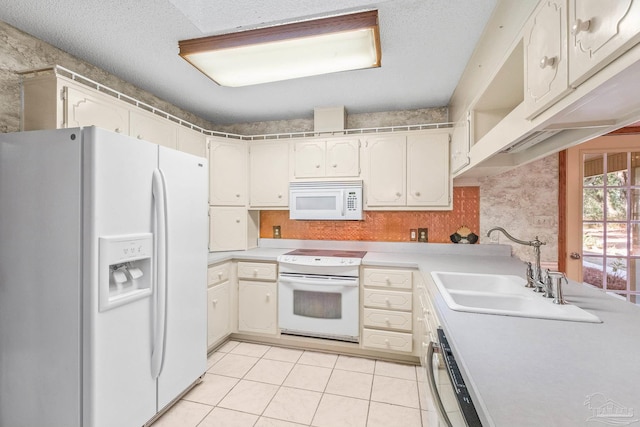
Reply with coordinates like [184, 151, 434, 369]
[486, 227, 546, 285]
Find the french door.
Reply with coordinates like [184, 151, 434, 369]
[566, 135, 640, 304]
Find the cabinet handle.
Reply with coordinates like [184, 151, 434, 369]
[539, 56, 556, 69]
[571, 18, 591, 35]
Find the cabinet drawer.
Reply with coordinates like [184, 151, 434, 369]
[362, 328, 413, 353]
[363, 288, 412, 311]
[363, 308, 412, 332]
[208, 262, 230, 287]
[363, 268, 412, 289]
[237, 261, 277, 281]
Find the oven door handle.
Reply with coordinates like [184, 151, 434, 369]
[427, 341, 453, 427]
[278, 275, 359, 288]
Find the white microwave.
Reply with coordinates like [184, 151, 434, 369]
[289, 180, 363, 220]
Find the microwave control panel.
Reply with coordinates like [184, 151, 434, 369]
[346, 191, 358, 212]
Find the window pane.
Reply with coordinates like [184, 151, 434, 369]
[631, 189, 640, 221]
[629, 258, 640, 294]
[606, 188, 628, 220]
[583, 154, 603, 185]
[632, 152, 640, 185]
[606, 223, 627, 256]
[583, 256, 604, 288]
[583, 189, 604, 220]
[631, 224, 640, 256]
[583, 223, 604, 255]
[605, 258, 627, 291]
[606, 152, 628, 186]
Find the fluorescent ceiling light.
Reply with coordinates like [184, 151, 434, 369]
[178, 10, 381, 87]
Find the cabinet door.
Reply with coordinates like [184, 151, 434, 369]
[207, 282, 230, 347]
[450, 117, 470, 174]
[209, 207, 247, 252]
[524, 0, 570, 119]
[238, 281, 277, 335]
[326, 138, 360, 177]
[569, 0, 640, 86]
[293, 140, 325, 178]
[363, 135, 406, 206]
[209, 138, 247, 205]
[65, 86, 129, 134]
[407, 132, 450, 207]
[129, 110, 177, 149]
[177, 127, 207, 158]
[249, 141, 289, 208]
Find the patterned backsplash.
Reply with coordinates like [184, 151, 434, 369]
[260, 187, 480, 243]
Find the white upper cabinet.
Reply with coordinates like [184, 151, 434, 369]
[407, 132, 450, 207]
[569, 0, 640, 87]
[363, 134, 407, 206]
[524, 0, 571, 119]
[177, 127, 207, 158]
[129, 109, 177, 149]
[363, 131, 451, 210]
[292, 137, 360, 178]
[249, 140, 289, 208]
[326, 138, 360, 177]
[65, 85, 129, 134]
[208, 137, 247, 206]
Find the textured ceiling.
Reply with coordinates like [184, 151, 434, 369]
[0, 0, 497, 125]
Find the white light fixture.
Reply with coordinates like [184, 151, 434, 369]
[178, 10, 381, 87]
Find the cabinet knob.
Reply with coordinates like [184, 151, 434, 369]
[315, 164, 321, 168]
[571, 18, 591, 35]
[278, 194, 282, 198]
[137, 134, 143, 140]
[236, 219, 241, 223]
[235, 193, 240, 197]
[115, 128, 121, 133]
[218, 272, 223, 278]
[396, 192, 402, 197]
[212, 299, 218, 305]
[332, 164, 337, 168]
[415, 191, 421, 197]
[385, 298, 390, 305]
[384, 317, 390, 324]
[384, 339, 390, 345]
[266, 293, 271, 301]
[253, 269, 258, 275]
[539, 56, 556, 69]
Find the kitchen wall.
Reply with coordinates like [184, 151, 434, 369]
[0, 19, 559, 263]
[260, 187, 480, 243]
[0, 21, 212, 133]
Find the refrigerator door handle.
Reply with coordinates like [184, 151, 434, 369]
[151, 169, 168, 379]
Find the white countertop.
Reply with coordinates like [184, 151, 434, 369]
[208, 240, 640, 426]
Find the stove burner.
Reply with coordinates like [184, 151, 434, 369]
[284, 249, 367, 258]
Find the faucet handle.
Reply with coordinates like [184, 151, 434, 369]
[524, 262, 535, 288]
[547, 271, 568, 282]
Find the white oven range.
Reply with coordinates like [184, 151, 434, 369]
[277, 249, 366, 343]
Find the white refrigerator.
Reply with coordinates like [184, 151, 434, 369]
[0, 127, 208, 427]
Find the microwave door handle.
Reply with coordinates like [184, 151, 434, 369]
[340, 190, 345, 216]
[427, 341, 453, 427]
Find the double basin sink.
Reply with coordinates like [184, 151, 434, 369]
[431, 271, 601, 323]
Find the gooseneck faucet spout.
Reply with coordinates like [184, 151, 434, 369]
[487, 227, 546, 283]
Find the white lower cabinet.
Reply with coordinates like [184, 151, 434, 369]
[361, 267, 414, 354]
[207, 262, 231, 350]
[238, 281, 277, 335]
[237, 261, 278, 336]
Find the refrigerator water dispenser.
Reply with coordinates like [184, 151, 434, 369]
[99, 233, 153, 312]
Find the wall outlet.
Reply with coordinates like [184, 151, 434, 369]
[273, 225, 281, 239]
[418, 228, 428, 242]
[410, 229, 417, 241]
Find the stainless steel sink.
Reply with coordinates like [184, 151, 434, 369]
[431, 271, 601, 323]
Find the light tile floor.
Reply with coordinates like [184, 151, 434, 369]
[153, 340, 440, 427]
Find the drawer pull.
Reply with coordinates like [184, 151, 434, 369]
[212, 299, 218, 305]
[266, 293, 271, 301]
[384, 317, 390, 324]
[571, 18, 591, 35]
[217, 272, 223, 278]
[384, 339, 389, 345]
